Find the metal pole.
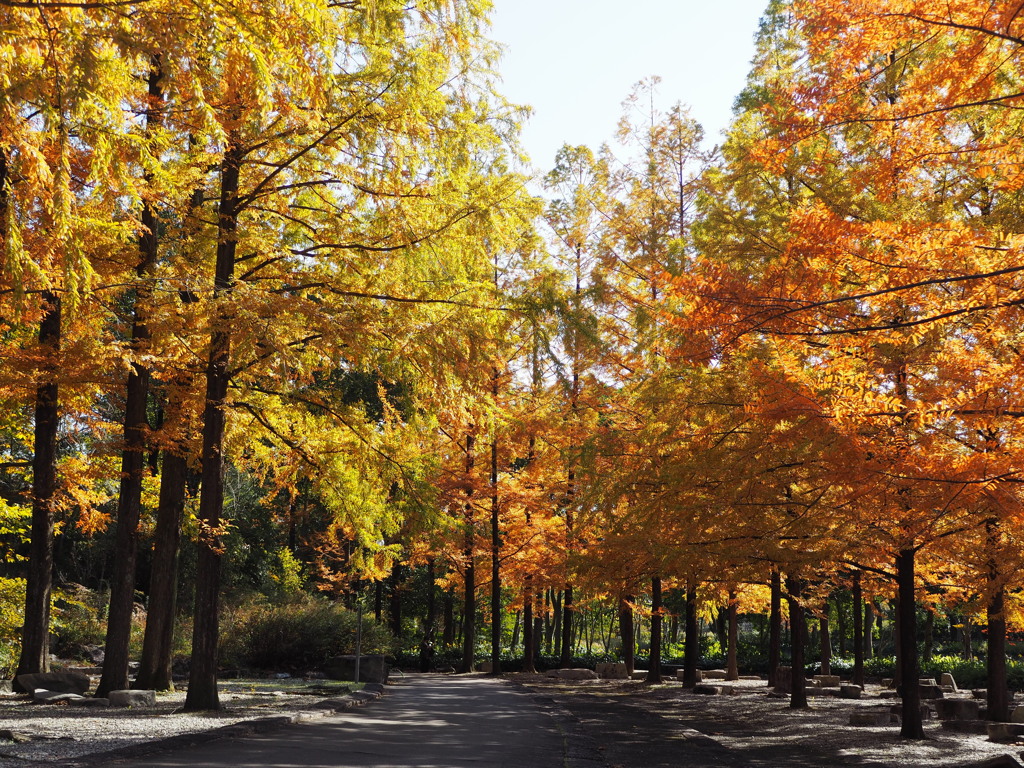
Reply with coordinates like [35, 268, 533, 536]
[355, 600, 363, 684]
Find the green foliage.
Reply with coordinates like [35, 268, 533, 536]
[219, 596, 394, 672]
[0, 577, 23, 676]
[0, 499, 30, 563]
[269, 548, 306, 598]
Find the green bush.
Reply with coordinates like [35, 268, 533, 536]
[219, 597, 394, 672]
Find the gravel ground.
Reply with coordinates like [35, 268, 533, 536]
[513, 675, 1024, 767]
[0, 678, 377, 767]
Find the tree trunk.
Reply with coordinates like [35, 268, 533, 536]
[852, 571, 864, 687]
[558, 586, 573, 666]
[16, 292, 61, 683]
[374, 581, 383, 623]
[896, 547, 924, 739]
[786, 575, 807, 709]
[134, 448, 188, 691]
[683, 582, 699, 687]
[646, 576, 663, 683]
[715, 607, 728, 653]
[987, 520, 1010, 722]
[522, 578, 536, 673]
[819, 598, 831, 676]
[97, 58, 164, 700]
[460, 433, 476, 674]
[864, 599, 875, 659]
[836, 591, 847, 657]
[183, 137, 243, 712]
[726, 590, 739, 681]
[768, 570, 781, 687]
[389, 564, 403, 639]
[490, 431, 501, 675]
[922, 609, 934, 664]
[893, 597, 902, 690]
[419, 558, 437, 672]
[619, 594, 635, 675]
[442, 589, 455, 647]
[510, 610, 521, 654]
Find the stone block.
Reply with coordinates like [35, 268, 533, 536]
[544, 669, 560, 678]
[0, 681, 10, 694]
[1012, 706, 1024, 724]
[477, 661, 493, 674]
[109, 689, 156, 708]
[675, 668, 702, 683]
[940, 672, 958, 692]
[739, 675, 762, 681]
[557, 668, 598, 681]
[890, 704, 934, 720]
[920, 677, 938, 686]
[599, 663, 628, 680]
[881, 678, 894, 688]
[850, 709, 894, 726]
[32, 690, 84, 703]
[323, 655, 389, 684]
[773, 666, 792, 694]
[693, 684, 724, 695]
[703, 669, 728, 680]
[974, 688, 989, 699]
[840, 684, 862, 699]
[936, 698, 980, 721]
[631, 670, 648, 680]
[967, 755, 1023, 768]
[15, 672, 89, 696]
[987, 722, 1024, 743]
[814, 674, 841, 687]
[66, 666, 103, 676]
[940, 719, 989, 734]
[919, 683, 945, 699]
[70, 697, 110, 708]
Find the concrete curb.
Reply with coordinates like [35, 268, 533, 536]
[50, 685, 387, 767]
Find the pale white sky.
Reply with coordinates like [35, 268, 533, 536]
[489, 0, 769, 171]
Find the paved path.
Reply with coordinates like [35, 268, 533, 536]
[119, 674, 574, 768]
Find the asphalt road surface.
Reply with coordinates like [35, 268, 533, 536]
[118, 674, 575, 768]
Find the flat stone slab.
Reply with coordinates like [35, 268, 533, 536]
[693, 684, 725, 695]
[32, 690, 84, 704]
[551, 668, 599, 681]
[702, 669, 728, 680]
[987, 722, 1024, 742]
[109, 689, 156, 707]
[936, 698, 980, 721]
[70, 697, 110, 707]
[840, 684, 862, 699]
[676, 669, 703, 683]
[967, 755, 1024, 767]
[813, 675, 840, 687]
[941, 719, 990, 735]
[15, 672, 90, 696]
[851, 709, 896, 726]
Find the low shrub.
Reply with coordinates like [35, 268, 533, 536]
[219, 597, 394, 672]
